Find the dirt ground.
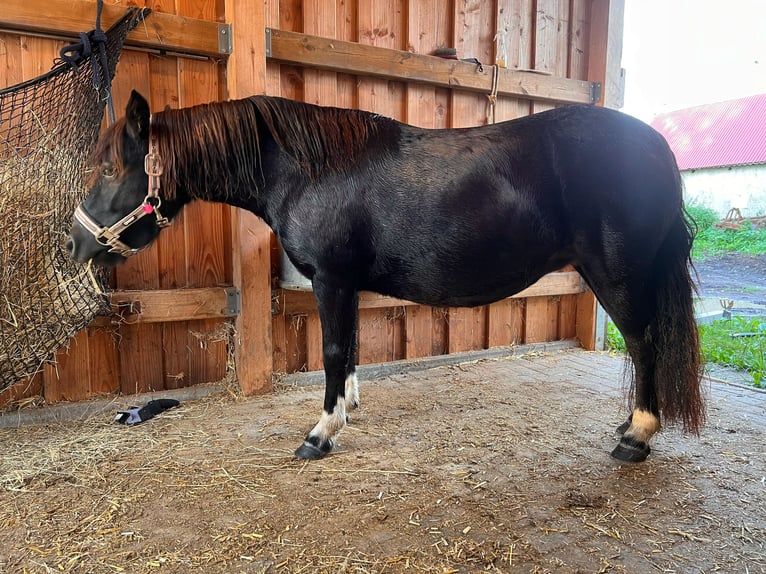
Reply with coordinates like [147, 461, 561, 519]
[1, 349, 764, 574]
[695, 252, 766, 310]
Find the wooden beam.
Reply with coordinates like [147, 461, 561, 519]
[225, 0, 273, 396]
[265, 28, 597, 106]
[106, 287, 237, 323]
[275, 272, 585, 316]
[0, 0, 229, 57]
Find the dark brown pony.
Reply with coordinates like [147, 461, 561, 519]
[67, 91, 704, 462]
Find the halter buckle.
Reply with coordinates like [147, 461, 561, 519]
[144, 152, 163, 177]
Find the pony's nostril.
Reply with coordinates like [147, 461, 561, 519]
[64, 237, 75, 256]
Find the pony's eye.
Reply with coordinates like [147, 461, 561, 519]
[101, 165, 117, 179]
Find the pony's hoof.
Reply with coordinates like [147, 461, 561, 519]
[294, 441, 328, 460]
[610, 437, 650, 463]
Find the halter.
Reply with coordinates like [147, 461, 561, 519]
[74, 125, 171, 257]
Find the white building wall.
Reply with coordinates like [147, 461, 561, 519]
[682, 164, 766, 218]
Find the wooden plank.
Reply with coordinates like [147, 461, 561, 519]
[0, 0, 228, 57]
[404, 305, 432, 359]
[108, 287, 237, 323]
[358, 308, 389, 364]
[226, 0, 272, 395]
[266, 28, 596, 105]
[303, 0, 337, 106]
[305, 312, 323, 371]
[403, 0, 437, 358]
[276, 272, 585, 315]
[285, 314, 308, 373]
[524, 297, 549, 344]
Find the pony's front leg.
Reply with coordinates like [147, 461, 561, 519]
[294, 281, 359, 460]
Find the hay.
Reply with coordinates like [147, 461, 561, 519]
[0, 147, 107, 384]
[0, 8, 144, 391]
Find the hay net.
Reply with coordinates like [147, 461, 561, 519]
[0, 8, 146, 390]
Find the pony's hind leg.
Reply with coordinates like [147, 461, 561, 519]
[294, 280, 359, 460]
[576, 266, 661, 463]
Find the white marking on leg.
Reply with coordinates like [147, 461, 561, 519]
[307, 396, 347, 449]
[345, 372, 360, 411]
[626, 408, 660, 443]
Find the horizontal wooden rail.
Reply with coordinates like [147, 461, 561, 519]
[265, 29, 598, 105]
[274, 271, 585, 315]
[0, 0, 230, 57]
[92, 287, 239, 324]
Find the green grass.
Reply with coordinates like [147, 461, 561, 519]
[686, 203, 766, 260]
[606, 317, 765, 388]
[699, 317, 766, 387]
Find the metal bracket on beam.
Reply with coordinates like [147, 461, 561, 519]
[589, 82, 602, 105]
[264, 27, 272, 57]
[225, 288, 241, 316]
[218, 23, 232, 54]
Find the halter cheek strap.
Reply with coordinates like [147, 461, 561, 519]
[74, 124, 171, 258]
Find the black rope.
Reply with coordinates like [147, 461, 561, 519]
[58, 0, 116, 123]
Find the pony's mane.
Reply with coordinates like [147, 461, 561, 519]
[144, 97, 386, 200]
[250, 96, 385, 179]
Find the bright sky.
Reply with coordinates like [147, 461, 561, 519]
[620, 0, 766, 122]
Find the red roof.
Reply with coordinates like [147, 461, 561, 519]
[650, 94, 766, 170]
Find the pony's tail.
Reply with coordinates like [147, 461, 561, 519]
[650, 208, 705, 434]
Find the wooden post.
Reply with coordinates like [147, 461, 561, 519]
[224, 0, 273, 395]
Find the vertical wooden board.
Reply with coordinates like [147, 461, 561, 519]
[285, 314, 308, 373]
[452, 1, 495, 127]
[272, 313, 288, 374]
[43, 330, 90, 402]
[405, 305, 433, 359]
[569, 0, 591, 80]
[159, 323, 188, 389]
[147, 54, 192, 388]
[117, 323, 164, 394]
[402, 0, 437, 356]
[358, 308, 389, 365]
[546, 296, 560, 340]
[471, 306, 488, 350]
[88, 327, 120, 396]
[555, 0, 571, 78]
[558, 293, 578, 339]
[0, 34, 24, 88]
[303, 0, 337, 106]
[488, 299, 513, 347]
[179, 57, 229, 385]
[357, 0, 403, 117]
[306, 312, 323, 371]
[431, 307, 449, 356]
[110, 50, 168, 392]
[388, 307, 407, 361]
[447, 307, 470, 354]
[576, 290, 597, 350]
[509, 298, 525, 343]
[19, 36, 62, 87]
[494, 0, 534, 120]
[279, 0, 303, 31]
[524, 297, 549, 343]
[531, 0, 558, 113]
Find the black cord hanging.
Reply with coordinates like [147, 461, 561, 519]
[58, 0, 116, 124]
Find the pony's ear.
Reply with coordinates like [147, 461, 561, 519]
[125, 90, 150, 142]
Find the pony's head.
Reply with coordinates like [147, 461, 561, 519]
[66, 90, 173, 266]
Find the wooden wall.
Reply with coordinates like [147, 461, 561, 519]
[0, 0, 620, 406]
